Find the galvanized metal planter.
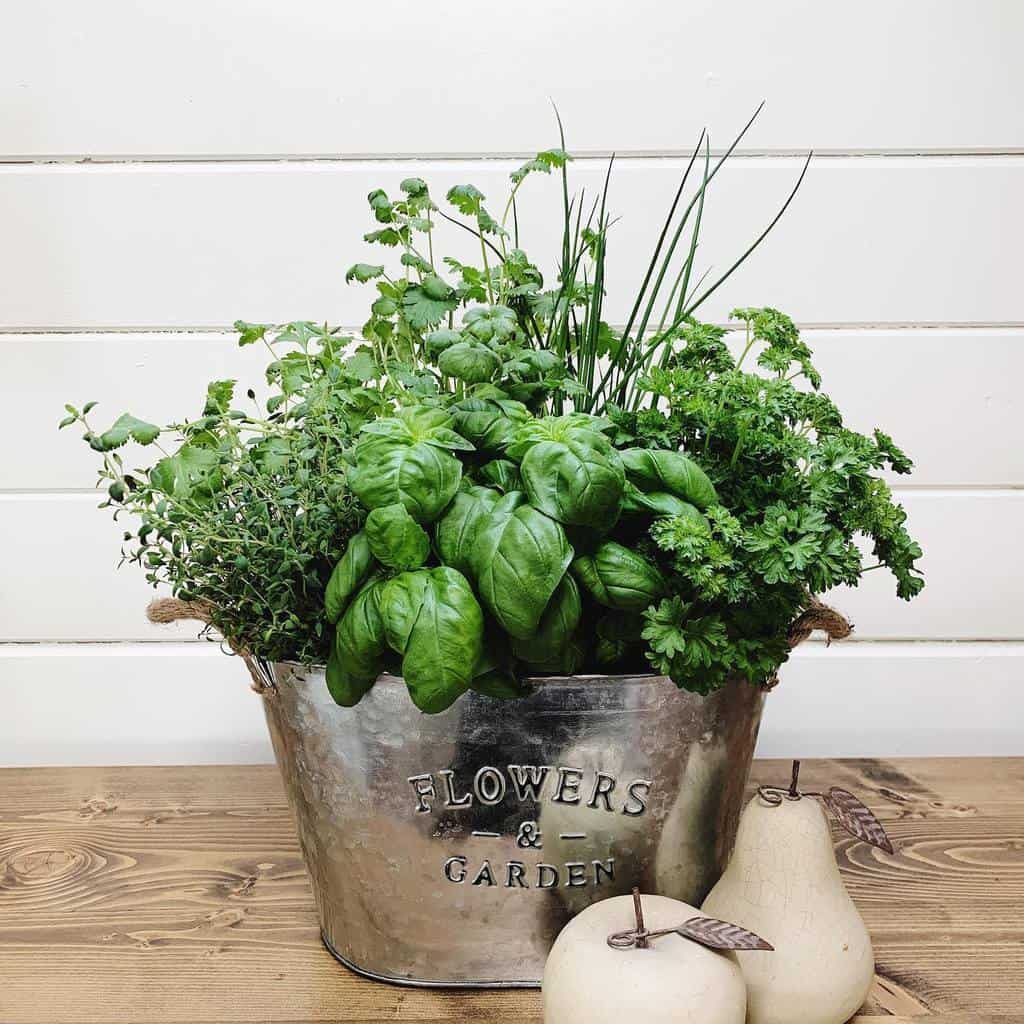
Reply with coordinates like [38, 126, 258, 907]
[262, 665, 764, 988]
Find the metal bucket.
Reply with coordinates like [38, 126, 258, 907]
[262, 665, 764, 987]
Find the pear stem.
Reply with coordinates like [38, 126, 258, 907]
[789, 759, 801, 797]
[632, 887, 649, 949]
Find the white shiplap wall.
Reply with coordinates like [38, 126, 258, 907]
[2, 0, 1022, 766]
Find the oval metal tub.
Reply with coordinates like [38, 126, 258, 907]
[262, 666, 764, 987]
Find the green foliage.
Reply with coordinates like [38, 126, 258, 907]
[435, 484, 501, 576]
[572, 541, 666, 611]
[90, 413, 162, 451]
[620, 448, 718, 509]
[449, 395, 530, 452]
[519, 433, 626, 529]
[67, 122, 923, 710]
[328, 577, 388, 705]
[380, 566, 483, 711]
[469, 496, 574, 639]
[364, 504, 430, 571]
[63, 322, 368, 665]
[348, 411, 465, 522]
[438, 341, 501, 383]
[511, 574, 581, 664]
[325, 531, 374, 623]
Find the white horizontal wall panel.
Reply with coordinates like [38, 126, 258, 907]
[1, 491, 1020, 643]
[3, 1, 1023, 157]
[5, 329, 1021, 491]
[0, 643, 269, 767]
[823, 490, 1024, 641]
[2, 641, 1021, 767]
[759, 642, 1024, 759]
[1, 157, 1022, 330]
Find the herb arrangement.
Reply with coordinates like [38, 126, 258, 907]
[65, 115, 923, 713]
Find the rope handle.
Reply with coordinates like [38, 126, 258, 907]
[147, 594, 852, 694]
[786, 594, 853, 648]
[146, 598, 276, 694]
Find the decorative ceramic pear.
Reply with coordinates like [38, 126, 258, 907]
[702, 761, 892, 1024]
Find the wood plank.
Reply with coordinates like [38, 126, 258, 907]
[2, 642, 1023, 767]
[7, 328, 1022, 492]
[3, 1, 1022, 157]
[1, 157, 1021, 330]
[0, 760, 1021, 1021]
[2, 490, 1020, 643]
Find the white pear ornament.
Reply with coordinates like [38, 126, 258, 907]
[702, 761, 894, 1024]
[542, 890, 772, 1024]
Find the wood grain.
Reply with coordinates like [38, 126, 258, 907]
[0, 759, 1021, 1023]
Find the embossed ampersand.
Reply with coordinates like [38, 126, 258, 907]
[515, 820, 543, 849]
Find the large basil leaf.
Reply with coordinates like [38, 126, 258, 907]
[327, 578, 387, 706]
[572, 541, 666, 611]
[622, 483, 707, 523]
[436, 485, 503, 575]
[364, 503, 430, 570]
[506, 413, 613, 461]
[438, 341, 502, 384]
[380, 567, 484, 713]
[478, 458, 522, 493]
[469, 500, 574, 638]
[349, 437, 462, 522]
[520, 438, 625, 528]
[325, 531, 374, 623]
[511, 574, 582, 664]
[359, 405, 474, 452]
[450, 396, 530, 452]
[620, 448, 717, 509]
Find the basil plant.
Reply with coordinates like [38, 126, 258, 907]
[326, 400, 716, 711]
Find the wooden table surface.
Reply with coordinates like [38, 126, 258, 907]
[1, 758, 1021, 1024]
